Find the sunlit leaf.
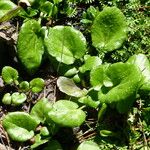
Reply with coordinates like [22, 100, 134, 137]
[44, 26, 87, 64]
[30, 98, 52, 124]
[0, 0, 17, 19]
[57, 76, 87, 97]
[19, 81, 30, 91]
[11, 92, 27, 105]
[2, 93, 11, 105]
[79, 56, 102, 73]
[98, 63, 142, 113]
[77, 141, 100, 150]
[91, 7, 127, 52]
[48, 100, 86, 127]
[127, 53, 150, 91]
[2, 66, 18, 84]
[30, 78, 45, 93]
[17, 20, 44, 74]
[2, 112, 38, 142]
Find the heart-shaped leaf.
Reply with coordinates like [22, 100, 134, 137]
[57, 76, 87, 97]
[79, 56, 102, 73]
[19, 81, 30, 91]
[30, 78, 45, 93]
[48, 100, 86, 127]
[2, 66, 18, 84]
[127, 54, 150, 91]
[2, 112, 38, 142]
[11, 92, 27, 105]
[30, 98, 52, 124]
[0, 0, 16, 18]
[44, 26, 87, 64]
[91, 7, 127, 52]
[77, 141, 100, 150]
[17, 20, 44, 74]
[97, 63, 142, 113]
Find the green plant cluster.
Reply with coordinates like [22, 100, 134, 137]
[0, 0, 150, 149]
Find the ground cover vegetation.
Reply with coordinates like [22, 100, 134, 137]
[0, 0, 150, 149]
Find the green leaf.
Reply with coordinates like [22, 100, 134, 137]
[43, 140, 63, 150]
[90, 64, 110, 90]
[2, 93, 11, 105]
[30, 98, 52, 124]
[0, 0, 17, 18]
[11, 92, 27, 105]
[57, 76, 87, 97]
[79, 56, 102, 73]
[77, 141, 100, 150]
[44, 26, 87, 65]
[127, 54, 150, 91]
[19, 81, 30, 91]
[31, 134, 49, 149]
[91, 7, 127, 52]
[17, 20, 44, 74]
[78, 96, 100, 108]
[2, 112, 38, 142]
[30, 78, 45, 93]
[98, 63, 142, 113]
[48, 100, 86, 127]
[2, 66, 18, 84]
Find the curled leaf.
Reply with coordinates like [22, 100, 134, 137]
[127, 53, 150, 91]
[2, 93, 11, 105]
[57, 76, 87, 97]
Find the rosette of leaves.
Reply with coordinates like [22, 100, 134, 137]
[2, 66, 19, 84]
[44, 26, 87, 65]
[127, 54, 150, 91]
[90, 62, 142, 113]
[2, 112, 38, 142]
[17, 19, 44, 74]
[91, 7, 127, 52]
[48, 100, 86, 127]
[77, 141, 100, 150]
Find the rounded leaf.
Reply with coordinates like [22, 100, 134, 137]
[2, 93, 11, 105]
[19, 81, 30, 91]
[44, 26, 87, 64]
[30, 78, 45, 93]
[30, 98, 52, 124]
[11, 92, 27, 105]
[48, 100, 86, 127]
[2, 66, 18, 84]
[17, 20, 44, 74]
[2, 112, 38, 142]
[77, 141, 100, 150]
[91, 7, 127, 52]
